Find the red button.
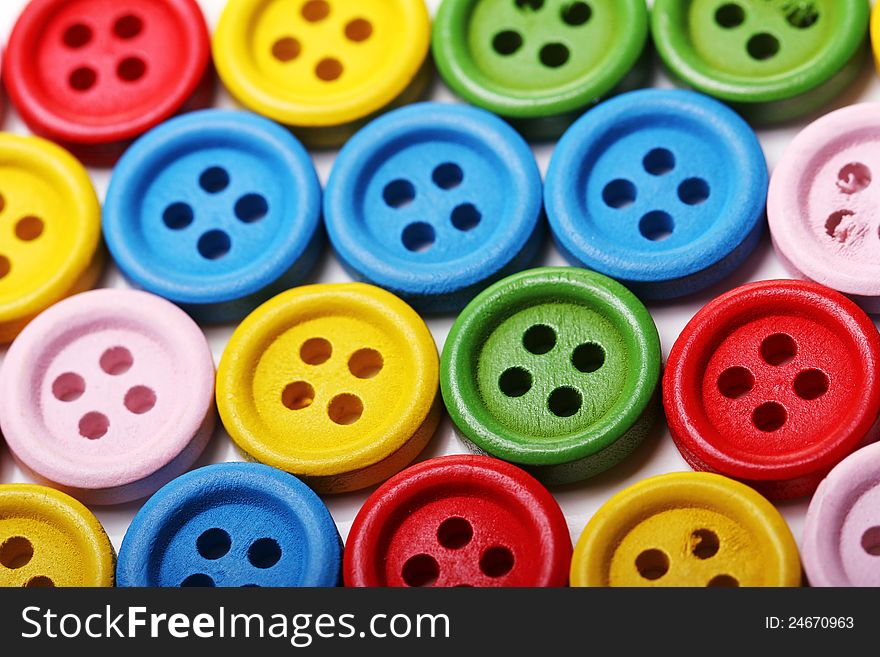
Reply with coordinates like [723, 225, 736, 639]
[343, 455, 571, 587]
[664, 280, 880, 500]
[4, 0, 212, 166]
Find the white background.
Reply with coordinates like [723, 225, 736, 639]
[2, 0, 878, 554]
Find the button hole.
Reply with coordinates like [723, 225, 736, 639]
[349, 348, 383, 379]
[114, 14, 143, 39]
[437, 517, 473, 550]
[499, 367, 532, 398]
[63, 23, 92, 48]
[480, 546, 514, 578]
[282, 381, 315, 411]
[717, 366, 754, 399]
[272, 36, 301, 62]
[117, 56, 147, 82]
[345, 18, 372, 42]
[635, 549, 669, 580]
[402, 554, 439, 587]
[561, 2, 592, 26]
[690, 529, 720, 559]
[327, 393, 363, 425]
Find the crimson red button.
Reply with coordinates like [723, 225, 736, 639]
[4, 0, 212, 166]
[664, 280, 880, 500]
[343, 455, 571, 587]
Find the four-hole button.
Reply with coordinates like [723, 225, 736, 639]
[546, 89, 768, 300]
[116, 463, 342, 587]
[103, 110, 323, 324]
[344, 455, 572, 587]
[0, 289, 217, 505]
[664, 279, 880, 500]
[325, 103, 544, 314]
[441, 267, 662, 485]
[217, 283, 441, 494]
[3, 0, 213, 165]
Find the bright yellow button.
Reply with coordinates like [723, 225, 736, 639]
[214, 0, 431, 131]
[217, 283, 441, 494]
[0, 485, 114, 587]
[871, 1, 880, 75]
[0, 134, 102, 343]
[570, 472, 801, 587]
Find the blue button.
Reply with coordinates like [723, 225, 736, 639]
[545, 89, 768, 300]
[116, 463, 341, 587]
[103, 110, 322, 324]
[324, 102, 544, 314]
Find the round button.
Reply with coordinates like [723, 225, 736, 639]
[0, 484, 114, 587]
[441, 267, 661, 485]
[0, 289, 216, 505]
[0, 133, 102, 344]
[652, 0, 869, 124]
[664, 279, 880, 500]
[325, 103, 544, 314]
[803, 442, 880, 586]
[545, 89, 767, 300]
[768, 103, 880, 312]
[214, 0, 431, 147]
[217, 283, 441, 494]
[433, 0, 649, 138]
[3, 0, 213, 166]
[570, 472, 801, 587]
[344, 455, 571, 587]
[117, 463, 341, 587]
[104, 110, 323, 324]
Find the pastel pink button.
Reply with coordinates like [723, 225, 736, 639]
[769, 104, 880, 312]
[802, 442, 880, 586]
[0, 289, 216, 504]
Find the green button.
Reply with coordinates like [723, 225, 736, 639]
[432, 0, 649, 139]
[440, 267, 661, 485]
[652, 0, 869, 123]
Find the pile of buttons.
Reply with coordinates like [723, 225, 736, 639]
[2, 0, 880, 588]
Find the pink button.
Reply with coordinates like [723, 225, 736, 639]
[769, 104, 880, 312]
[802, 442, 880, 586]
[0, 289, 216, 504]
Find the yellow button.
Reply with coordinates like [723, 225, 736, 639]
[214, 0, 431, 140]
[0, 134, 102, 343]
[217, 283, 441, 494]
[871, 1, 880, 75]
[570, 472, 801, 587]
[0, 485, 114, 587]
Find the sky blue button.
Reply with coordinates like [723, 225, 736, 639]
[103, 110, 322, 324]
[545, 89, 768, 300]
[324, 102, 544, 314]
[116, 463, 341, 588]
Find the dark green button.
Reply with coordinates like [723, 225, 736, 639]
[652, 0, 869, 124]
[440, 267, 661, 485]
[432, 0, 649, 139]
